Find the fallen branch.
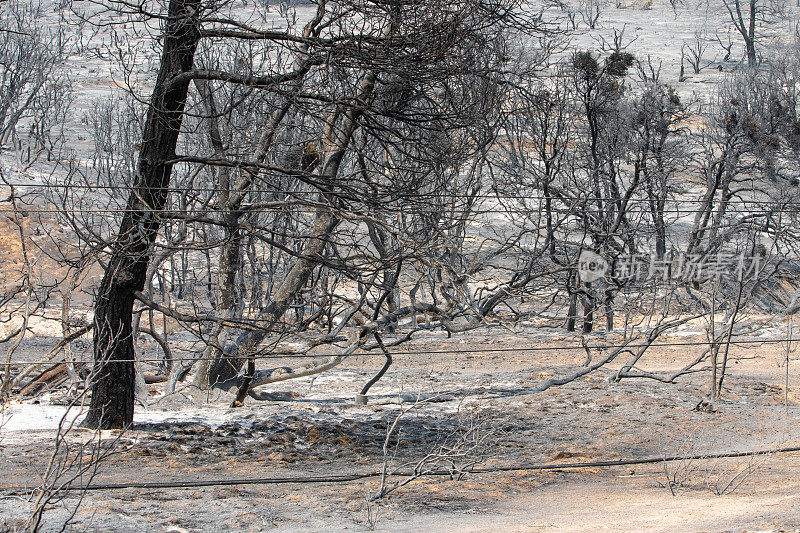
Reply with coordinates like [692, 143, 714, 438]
[245, 303, 453, 402]
[11, 322, 93, 392]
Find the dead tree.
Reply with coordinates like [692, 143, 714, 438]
[76, 0, 552, 422]
[82, 0, 202, 429]
[0, 0, 71, 156]
[722, 0, 784, 66]
[683, 31, 709, 74]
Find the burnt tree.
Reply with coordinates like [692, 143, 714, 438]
[82, 0, 201, 429]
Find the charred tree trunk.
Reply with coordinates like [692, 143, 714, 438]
[566, 273, 578, 332]
[210, 75, 376, 390]
[209, 201, 340, 387]
[604, 289, 614, 331]
[195, 43, 321, 388]
[746, 0, 757, 66]
[82, 0, 201, 429]
[582, 282, 595, 334]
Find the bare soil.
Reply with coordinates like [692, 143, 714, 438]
[3, 323, 800, 532]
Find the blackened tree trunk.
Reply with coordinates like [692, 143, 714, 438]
[566, 272, 578, 332]
[82, 0, 201, 429]
[582, 282, 595, 334]
[725, 0, 759, 66]
[208, 74, 377, 389]
[744, 0, 757, 65]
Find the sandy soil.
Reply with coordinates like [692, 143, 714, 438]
[3, 321, 800, 531]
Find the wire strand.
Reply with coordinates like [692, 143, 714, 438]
[2, 445, 798, 493]
[2, 181, 799, 205]
[4, 337, 793, 365]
